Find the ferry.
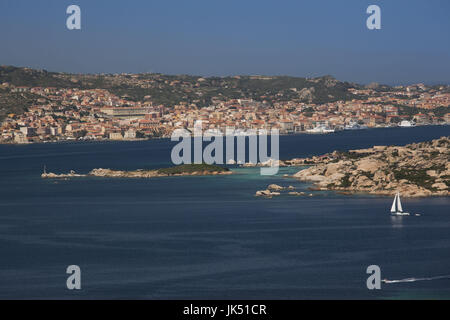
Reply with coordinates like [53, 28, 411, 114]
[398, 120, 415, 127]
[344, 122, 368, 130]
[306, 125, 335, 134]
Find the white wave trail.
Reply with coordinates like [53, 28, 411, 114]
[382, 275, 450, 284]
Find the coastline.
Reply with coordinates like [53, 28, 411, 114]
[1, 123, 448, 146]
[291, 136, 449, 198]
[41, 164, 233, 179]
[1, 124, 449, 299]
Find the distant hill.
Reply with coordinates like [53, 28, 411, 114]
[0, 66, 78, 88]
[0, 65, 370, 120]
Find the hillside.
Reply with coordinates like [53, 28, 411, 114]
[0, 87, 41, 121]
[0, 65, 364, 119]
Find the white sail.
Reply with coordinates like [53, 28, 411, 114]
[396, 193, 403, 212]
[390, 194, 397, 213]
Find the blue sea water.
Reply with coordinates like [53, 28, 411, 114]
[0, 125, 449, 299]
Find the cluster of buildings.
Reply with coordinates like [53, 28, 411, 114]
[1, 82, 449, 144]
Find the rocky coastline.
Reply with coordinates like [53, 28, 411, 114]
[42, 164, 232, 179]
[255, 184, 314, 198]
[292, 136, 449, 197]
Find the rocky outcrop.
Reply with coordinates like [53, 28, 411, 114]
[267, 184, 284, 191]
[242, 159, 287, 167]
[288, 191, 306, 196]
[255, 184, 311, 198]
[42, 165, 233, 179]
[297, 87, 315, 103]
[89, 168, 160, 178]
[293, 136, 449, 197]
[255, 184, 285, 197]
[89, 168, 233, 178]
[41, 170, 86, 178]
[255, 189, 281, 198]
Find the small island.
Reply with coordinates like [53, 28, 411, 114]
[42, 164, 232, 179]
[293, 136, 449, 197]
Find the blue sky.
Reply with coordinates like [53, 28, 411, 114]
[0, 0, 449, 84]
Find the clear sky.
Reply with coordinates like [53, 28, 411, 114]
[0, 0, 449, 85]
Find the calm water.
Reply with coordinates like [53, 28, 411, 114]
[0, 125, 449, 299]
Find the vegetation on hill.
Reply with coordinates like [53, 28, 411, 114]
[0, 87, 41, 121]
[0, 66, 364, 114]
[157, 164, 229, 175]
[2, 66, 448, 123]
[0, 66, 77, 88]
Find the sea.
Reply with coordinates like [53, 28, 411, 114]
[0, 125, 449, 299]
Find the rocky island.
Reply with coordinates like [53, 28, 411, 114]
[255, 184, 311, 198]
[293, 136, 449, 197]
[42, 164, 232, 179]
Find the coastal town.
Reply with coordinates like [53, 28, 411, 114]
[1, 68, 449, 144]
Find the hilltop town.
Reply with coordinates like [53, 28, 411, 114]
[0, 66, 449, 144]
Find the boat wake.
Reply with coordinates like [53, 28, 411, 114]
[382, 274, 450, 284]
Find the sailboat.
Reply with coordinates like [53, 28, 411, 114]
[390, 192, 410, 216]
